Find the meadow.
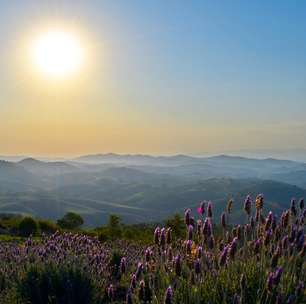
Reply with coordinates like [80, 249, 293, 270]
[0, 195, 305, 303]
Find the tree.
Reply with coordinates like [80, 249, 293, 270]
[19, 217, 39, 237]
[165, 213, 185, 239]
[107, 214, 122, 240]
[57, 212, 84, 230]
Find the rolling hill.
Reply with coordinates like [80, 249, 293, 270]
[0, 154, 306, 226]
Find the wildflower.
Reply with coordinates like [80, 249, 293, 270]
[184, 209, 191, 226]
[187, 225, 193, 241]
[154, 227, 160, 245]
[164, 286, 173, 304]
[138, 280, 145, 301]
[197, 201, 205, 216]
[145, 248, 151, 263]
[267, 272, 274, 292]
[185, 239, 193, 254]
[130, 274, 137, 289]
[296, 232, 304, 251]
[194, 258, 201, 275]
[120, 257, 127, 274]
[287, 295, 295, 304]
[207, 201, 213, 218]
[273, 267, 283, 285]
[254, 239, 261, 253]
[107, 284, 114, 300]
[264, 229, 272, 246]
[126, 289, 133, 304]
[219, 246, 228, 266]
[202, 218, 210, 237]
[221, 212, 226, 228]
[244, 195, 252, 216]
[281, 211, 289, 228]
[160, 228, 166, 248]
[135, 262, 143, 280]
[197, 246, 203, 259]
[265, 211, 273, 230]
[229, 237, 238, 259]
[256, 194, 264, 210]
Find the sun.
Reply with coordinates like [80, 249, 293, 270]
[31, 30, 84, 78]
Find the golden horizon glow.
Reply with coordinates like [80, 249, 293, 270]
[30, 30, 84, 78]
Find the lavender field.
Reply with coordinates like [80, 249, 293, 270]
[0, 195, 305, 303]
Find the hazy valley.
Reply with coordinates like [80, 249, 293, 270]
[1, 153, 306, 226]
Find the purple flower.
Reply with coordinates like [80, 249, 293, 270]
[194, 258, 201, 275]
[202, 218, 210, 237]
[164, 286, 173, 304]
[207, 201, 213, 218]
[273, 267, 283, 285]
[287, 295, 295, 304]
[160, 228, 166, 247]
[107, 284, 114, 300]
[135, 262, 143, 280]
[184, 209, 191, 226]
[267, 272, 274, 292]
[197, 201, 206, 216]
[130, 274, 137, 289]
[145, 248, 151, 262]
[120, 257, 127, 274]
[185, 240, 193, 254]
[154, 227, 160, 245]
[126, 288, 133, 304]
[229, 237, 238, 259]
[219, 245, 228, 266]
[197, 246, 203, 259]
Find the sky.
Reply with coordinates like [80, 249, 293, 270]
[0, 1, 306, 157]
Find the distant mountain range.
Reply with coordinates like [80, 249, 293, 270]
[0, 153, 305, 226]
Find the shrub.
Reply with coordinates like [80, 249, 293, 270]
[38, 219, 58, 235]
[98, 229, 109, 242]
[57, 212, 84, 230]
[16, 264, 99, 304]
[18, 217, 38, 237]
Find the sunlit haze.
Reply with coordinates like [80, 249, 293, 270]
[31, 30, 84, 78]
[1, 1, 306, 157]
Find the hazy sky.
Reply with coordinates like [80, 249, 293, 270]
[0, 1, 306, 156]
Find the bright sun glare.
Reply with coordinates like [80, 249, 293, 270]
[31, 30, 83, 78]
